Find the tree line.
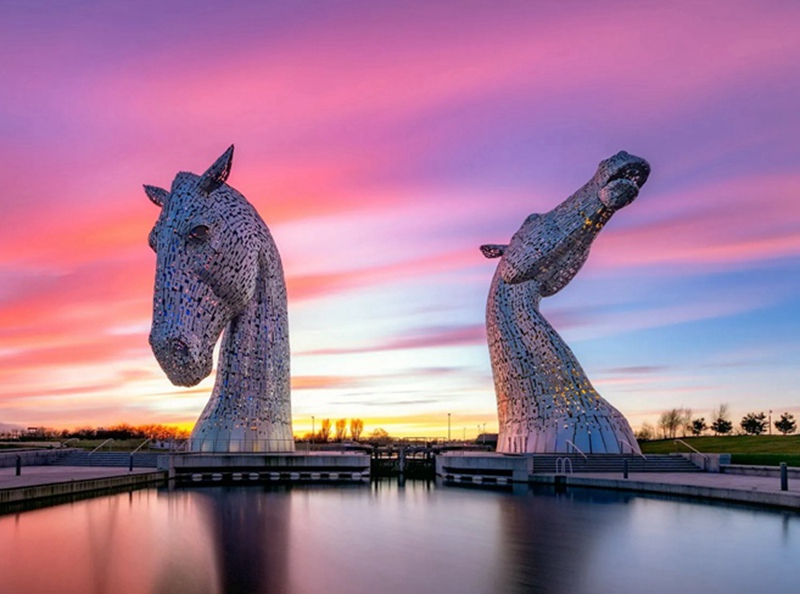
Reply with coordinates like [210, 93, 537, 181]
[6, 419, 392, 444]
[9, 423, 190, 441]
[637, 405, 797, 440]
[299, 418, 393, 444]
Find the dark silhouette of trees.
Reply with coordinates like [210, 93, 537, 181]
[774, 412, 797, 436]
[740, 412, 767, 436]
[691, 418, 707, 436]
[711, 404, 733, 436]
[635, 422, 655, 441]
[367, 428, 391, 445]
[658, 409, 683, 439]
[711, 418, 733, 435]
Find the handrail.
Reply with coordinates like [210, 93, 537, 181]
[564, 440, 587, 460]
[618, 438, 647, 460]
[556, 457, 573, 474]
[89, 438, 114, 454]
[673, 439, 708, 460]
[131, 438, 151, 455]
[60, 438, 78, 448]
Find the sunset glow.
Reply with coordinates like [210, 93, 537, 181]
[1, 1, 799, 438]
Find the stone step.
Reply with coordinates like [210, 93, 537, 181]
[530, 454, 701, 474]
[50, 451, 159, 468]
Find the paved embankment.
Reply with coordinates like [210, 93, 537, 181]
[531, 471, 800, 510]
[0, 466, 166, 507]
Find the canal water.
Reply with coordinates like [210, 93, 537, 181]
[0, 481, 797, 594]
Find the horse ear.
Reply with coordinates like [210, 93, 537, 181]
[200, 145, 234, 193]
[144, 184, 169, 207]
[480, 244, 507, 259]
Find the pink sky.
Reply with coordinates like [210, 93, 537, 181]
[1, 1, 799, 437]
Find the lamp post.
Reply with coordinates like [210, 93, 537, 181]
[312, 416, 315, 443]
[447, 413, 451, 442]
[769, 410, 773, 435]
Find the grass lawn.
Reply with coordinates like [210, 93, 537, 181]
[640, 435, 800, 466]
[2, 438, 160, 452]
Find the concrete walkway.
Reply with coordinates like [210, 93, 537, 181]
[0, 466, 166, 507]
[0, 465, 157, 488]
[530, 471, 800, 510]
[4, 465, 800, 512]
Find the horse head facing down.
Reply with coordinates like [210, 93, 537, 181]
[145, 146, 293, 452]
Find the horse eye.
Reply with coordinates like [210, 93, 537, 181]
[189, 225, 210, 240]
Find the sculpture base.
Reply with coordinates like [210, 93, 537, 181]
[189, 425, 295, 453]
[436, 452, 533, 484]
[497, 413, 641, 455]
[159, 452, 370, 483]
[188, 439, 296, 453]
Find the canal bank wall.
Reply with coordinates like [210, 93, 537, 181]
[0, 468, 166, 508]
[528, 472, 800, 511]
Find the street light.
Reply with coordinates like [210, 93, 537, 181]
[769, 410, 773, 435]
[447, 413, 451, 441]
[312, 416, 315, 442]
[478, 423, 486, 444]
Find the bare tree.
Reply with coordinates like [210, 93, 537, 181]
[658, 409, 683, 439]
[679, 408, 692, 437]
[350, 418, 364, 441]
[711, 403, 730, 423]
[319, 418, 331, 442]
[711, 404, 732, 436]
[334, 419, 347, 442]
[635, 422, 655, 441]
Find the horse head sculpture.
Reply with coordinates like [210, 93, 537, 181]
[145, 146, 293, 452]
[482, 151, 650, 454]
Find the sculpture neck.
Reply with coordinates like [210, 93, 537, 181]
[214, 250, 290, 408]
[191, 235, 294, 452]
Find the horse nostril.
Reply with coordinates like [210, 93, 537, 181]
[171, 338, 190, 358]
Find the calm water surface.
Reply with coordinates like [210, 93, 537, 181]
[0, 481, 797, 594]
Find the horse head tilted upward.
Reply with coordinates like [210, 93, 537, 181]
[145, 146, 293, 452]
[481, 151, 650, 455]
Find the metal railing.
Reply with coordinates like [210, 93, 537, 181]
[131, 438, 152, 454]
[556, 457, 573, 474]
[618, 438, 647, 460]
[564, 440, 587, 460]
[89, 438, 114, 454]
[60, 438, 78, 448]
[674, 439, 709, 471]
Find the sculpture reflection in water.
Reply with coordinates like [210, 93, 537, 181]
[144, 146, 293, 452]
[482, 151, 649, 454]
[191, 487, 290, 593]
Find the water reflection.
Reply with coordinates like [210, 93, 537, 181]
[0, 481, 798, 594]
[188, 486, 290, 593]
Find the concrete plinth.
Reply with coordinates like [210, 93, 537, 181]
[159, 452, 371, 484]
[436, 452, 533, 484]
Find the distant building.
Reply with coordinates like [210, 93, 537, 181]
[475, 433, 498, 448]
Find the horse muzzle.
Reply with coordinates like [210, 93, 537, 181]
[149, 329, 212, 387]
